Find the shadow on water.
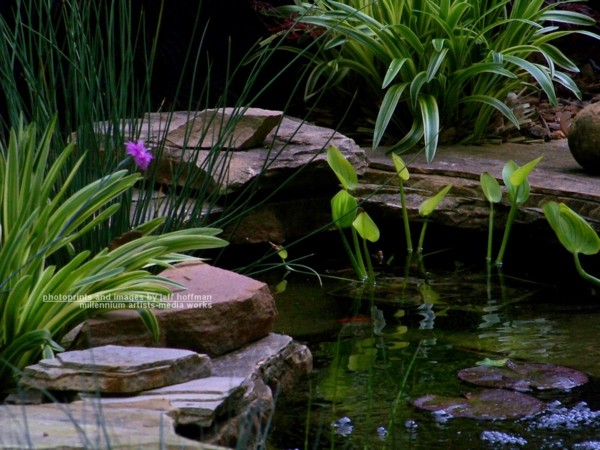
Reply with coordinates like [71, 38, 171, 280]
[264, 252, 600, 449]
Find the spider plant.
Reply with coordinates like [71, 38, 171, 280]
[0, 119, 227, 388]
[275, 0, 598, 161]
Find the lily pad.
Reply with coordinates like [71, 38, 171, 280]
[458, 360, 589, 392]
[413, 389, 547, 420]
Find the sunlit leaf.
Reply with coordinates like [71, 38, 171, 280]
[543, 201, 600, 255]
[327, 146, 358, 190]
[509, 156, 542, 187]
[331, 189, 358, 228]
[480, 172, 502, 203]
[392, 153, 410, 181]
[352, 211, 380, 242]
[419, 95, 440, 163]
[419, 184, 452, 217]
[373, 82, 408, 149]
[383, 58, 408, 89]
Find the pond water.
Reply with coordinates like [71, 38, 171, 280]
[264, 251, 600, 449]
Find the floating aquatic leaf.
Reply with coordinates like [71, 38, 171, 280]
[458, 361, 588, 391]
[413, 388, 547, 420]
[476, 358, 509, 367]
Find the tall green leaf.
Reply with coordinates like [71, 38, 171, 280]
[327, 146, 358, 190]
[352, 211, 380, 242]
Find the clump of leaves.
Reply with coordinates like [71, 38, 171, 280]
[328, 146, 380, 282]
[0, 119, 228, 388]
[391, 154, 451, 255]
[480, 156, 542, 266]
[275, 0, 599, 161]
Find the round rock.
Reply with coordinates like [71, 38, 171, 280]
[568, 102, 600, 173]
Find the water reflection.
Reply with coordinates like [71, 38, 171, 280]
[268, 266, 600, 449]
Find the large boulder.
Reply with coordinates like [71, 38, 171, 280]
[568, 102, 600, 173]
[67, 262, 277, 356]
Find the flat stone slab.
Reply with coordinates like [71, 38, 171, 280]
[22, 345, 211, 393]
[84, 376, 249, 428]
[0, 402, 224, 449]
[363, 140, 600, 232]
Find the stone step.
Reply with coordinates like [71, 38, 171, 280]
[0, 402, 225, 449]
[21, 345, 211, 394]
[80, 376, 250, 428]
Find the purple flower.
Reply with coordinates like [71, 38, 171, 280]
[125, 140, 153, 170]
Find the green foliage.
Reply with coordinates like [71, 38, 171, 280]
[488, 156, 542, 265]
[480, 172, 502, 204]
[352, 211, 380, 243]
[331, 189, 359, 229]
[0, 120, 227, 387]
[419, 184, 452, 217]
[480, 172, 502, 262]
[417, 184, 452, 253]
[392, 154, 413, 253]
[277, 0, 598, 161]
[544, 202, 600, 256]
[327, 145, 359, 190]
[0, 0, 310, 263]
[543, 201, 600, 287]
[327, 146, 382, 282]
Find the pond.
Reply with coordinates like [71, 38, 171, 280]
[264, 246, 600, 449]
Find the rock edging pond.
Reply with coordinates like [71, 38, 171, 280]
[4, 262, 312, 449]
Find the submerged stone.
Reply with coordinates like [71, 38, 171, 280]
[458, 360, 589, 392]
[413, 389, 547, 420]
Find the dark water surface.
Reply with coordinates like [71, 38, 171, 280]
[265, 259, 600, 449]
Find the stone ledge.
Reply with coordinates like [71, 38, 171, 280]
[21, 345, 211, 394]
[363, 140, 600, 232]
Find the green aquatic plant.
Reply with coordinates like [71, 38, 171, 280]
[480, 172, 503, 262]
[328, 145, 381, 282]
[352, 210, 380, 283]
[543, 201, 600, 286]
[495, 156, 542, 265]
[417, 183, 452, 253]
[0, 119, 227, 388]
[274, 0, 598, 161]
[392, 153, 413, 254]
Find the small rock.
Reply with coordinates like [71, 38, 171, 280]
[568, 102, 600, 172]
